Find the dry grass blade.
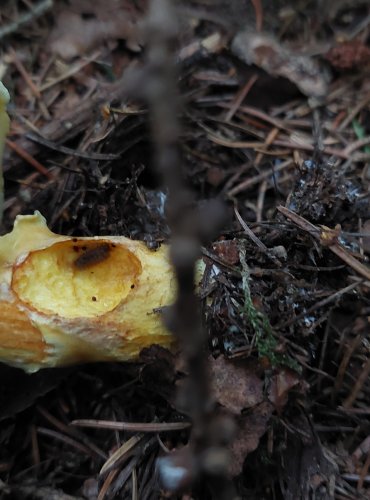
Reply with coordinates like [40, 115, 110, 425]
[100, 435, 144, 476]
[6, 139, 53, 179]
[0, 0, 53, 39]
[278, 206, 370, 281]
[39, 51, 101, 92]
[37, 427, 97, 458]
[234, 207, 282, 267]
[132, 468, 138, 500]
[98, 469, 118, 500]
[234, 207, 268, 253]
[342, 356, 370, 409]
[72, 419, 191, 432]
[227, 159, 292, 196]
[279, 281, 362, 329]
[26, 133, 119, 160]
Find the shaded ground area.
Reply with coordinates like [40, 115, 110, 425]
[1, 0, 370, 498]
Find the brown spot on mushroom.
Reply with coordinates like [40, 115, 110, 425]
[74, 243, 111, 269]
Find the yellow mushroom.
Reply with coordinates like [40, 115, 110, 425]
[0, 81, 10, 224]
[0, 212, 176, 372]
[0, 80, 178, 373]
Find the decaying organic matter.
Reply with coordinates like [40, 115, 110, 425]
[2, 1, 370, 498]
[0, 212, 176, 372]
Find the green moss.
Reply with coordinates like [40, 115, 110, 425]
[238, 245, 300, 372]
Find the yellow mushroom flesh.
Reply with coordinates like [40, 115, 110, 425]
[0, 212, 176, 372]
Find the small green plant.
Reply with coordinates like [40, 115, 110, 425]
[352, 119, 370, 154]
[235, 244, 300, 372]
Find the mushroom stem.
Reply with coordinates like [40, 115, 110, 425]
[0, 81, 10, 225]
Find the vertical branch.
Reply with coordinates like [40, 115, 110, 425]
[145, 0, 208, 422]
[145, 1, 237, 498]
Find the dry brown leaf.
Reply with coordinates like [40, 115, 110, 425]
[48, 0, 144, 59]
[325, 40, 370, 70]
[232, 31, 330, 98]
[211, 239, 239, 265]
[229, 401, 273, 476]
[210, 356, 264, 414]
[279, 414, 338, 499]
[268, 368, 301, 413]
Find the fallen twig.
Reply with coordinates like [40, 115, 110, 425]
[277, 206, 370, 282]
[0, 0, 53, 40]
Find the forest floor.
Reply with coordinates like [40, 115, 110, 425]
[1, 1, 370, 499]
